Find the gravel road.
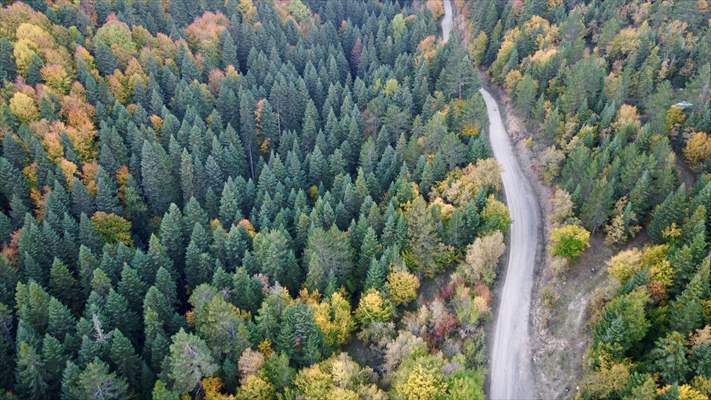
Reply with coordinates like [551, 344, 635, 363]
[441, 2, 539, 398]
[441, 0, 453, 42]
[481, 87, 539, 400]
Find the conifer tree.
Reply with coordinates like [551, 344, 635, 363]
[166, 329, 217, 394]
[15, 342, 48, 400]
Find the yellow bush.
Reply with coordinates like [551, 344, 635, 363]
[91, 212, 133, 246]
[239, 375, 275, 400]
[549, 224, 590, 259]
[607, 248, 643, 283]
[294, 363, 333, 400]
[13, 38, 38, 75]
[393, 363, 447, 400]
[313, 291, 354, 346]
[10, 92, 38, 122]
[679, 385, 707, 400]
[201, 377, 234, 400]
[41, 64, 71, 93]
[684, 131, 711, 171]
[614, 104, 641, 129]
[355, 289, 393, 325]
[386, 271, 420, 306]
[666, 106, 686, 130]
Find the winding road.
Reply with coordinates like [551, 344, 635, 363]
[441, 1, 540, 398]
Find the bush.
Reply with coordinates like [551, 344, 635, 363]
[386, 271, 420, 306]
[355, 289, 394, 326]
[550, 224, 590, 260]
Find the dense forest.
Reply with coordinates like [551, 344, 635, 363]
[0, 0, 507, 399]
[465, 0, 711, 398]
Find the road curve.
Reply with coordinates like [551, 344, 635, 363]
[481, 87, 539, 400]
[440, 1, 539, 398]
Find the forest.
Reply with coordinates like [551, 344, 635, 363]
[465, 0, 711, 398]
[0, 0, 503, 399]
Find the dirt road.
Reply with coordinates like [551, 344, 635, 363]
[441, 2, 539, 398]
[441, 0, 453, 42]
[481, 87, 539, 399]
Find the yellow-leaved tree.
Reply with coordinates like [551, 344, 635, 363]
[684, 131, 711, 171]
[391, 354, 447, 400]
[549, 224, 590, 260]
[312, 291, 354, 347]
[10, 91, 38, 122]
[355, 289, 393, 326]
[386, 270, 420, 306]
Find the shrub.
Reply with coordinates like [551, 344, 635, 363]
[550, 224, 590, 260]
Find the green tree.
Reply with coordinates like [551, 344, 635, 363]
[166, 329, 218, 394]
[650, 331, 689, 384]
[76, 359, 129, 400]
[304, 226, 353, 292]
[594, 289, 650, 357]
[0, 38, 17, 82]
[403, 196, 452, 277]
[253, 228, 300, 290]
[438, 39, 479, 99]
[15, 342, 48, 400]
[668, 261, 709, 335]
[550, 224, 590, 260]
[276, 303, 323, 367]
[49, 258, 80, 313]
[513, 74, 537, 117]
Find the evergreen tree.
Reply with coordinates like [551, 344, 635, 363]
[276, 303, 323, 367]
[159, 204, 185, 272]
[669, 260, 709, 335]
[77, 359, 129, 400]
[15, 342, 48, 400]
[304, 226, 353, 292]
[648, 185, 688, 242]
[0, 38, 16, 82]
[166, 329, 217, 394]
[364, 257, 387, 291]
[48, 258, 80, 314]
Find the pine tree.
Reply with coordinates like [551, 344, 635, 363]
[142, 141, 178, 214]
[648, 184, 688, 242]
[219, 178, 241, 227]
[26, 54, 43, 86]
[232, 267, 263, 313]
[669, 260, 709, 335]
[0, 38, 16, 82]
[0, 304, 14, 388]
[304, 226, 353, 292]
[77, 359, 129, 400]
[253, 229, 299, 291]
[240, 88, 258, 179]
[221, 31, 238, 69]
[357, 227, 381, 289]
[109, 329, 142, 390]
[650, 331, 689, 384]
[41, 334, 65, 394]
[276, 303, 323, 367]
[437, 38, 479, 99]
[159, 204, 185, 271]
[16, 341, 48, 400]
[403, 196, 451, 277]
[95, 42, 118, 76]
[364, 257, 387, 291]
[118, 264, 148, 313]
[49, 258, 80, 314]
[47, 297, 75, 342]
[185, 223, 214, 290]
[166, 329, 217, 393]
